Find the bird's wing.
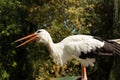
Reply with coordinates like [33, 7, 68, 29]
[60, 35, 120, 67]
[60, 35, 106, 67]
[110, 39, 120, 44]
[61, 35, 93, 43]
[62, 35, 104, 56]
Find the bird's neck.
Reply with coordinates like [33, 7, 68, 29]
[46, 37, 55, 54]
[46, 36, 64, 65]
[45, 35, 62, 58]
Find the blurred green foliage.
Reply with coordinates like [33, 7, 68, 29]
[0, 0, 119, 80]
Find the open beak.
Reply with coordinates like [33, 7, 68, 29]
[15, 33, 37, 47]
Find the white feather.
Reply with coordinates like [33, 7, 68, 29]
[36, 30, 105, 66]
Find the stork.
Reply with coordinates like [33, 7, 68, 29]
[15, 29, 120, 80]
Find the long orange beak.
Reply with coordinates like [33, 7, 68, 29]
[15, 33, 37, 47]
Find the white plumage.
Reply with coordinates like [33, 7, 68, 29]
[15, 29, 120, 80]
[47, 35, 104, 66]
[34, 30, 104, 66]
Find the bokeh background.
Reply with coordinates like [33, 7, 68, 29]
[0, 0, 120, 80]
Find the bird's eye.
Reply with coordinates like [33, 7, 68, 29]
[37, 30, 41, 33]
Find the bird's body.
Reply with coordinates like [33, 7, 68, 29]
[15, 29, 120, 80]
[42, 33, 120, 67]
[46, 35, 102, 66]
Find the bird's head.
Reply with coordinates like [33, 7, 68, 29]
[15, 29, 52, 47]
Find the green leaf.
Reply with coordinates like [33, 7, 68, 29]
[55, 76, 80, 80]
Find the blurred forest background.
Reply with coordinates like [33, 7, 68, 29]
[0, 0, 120, 80]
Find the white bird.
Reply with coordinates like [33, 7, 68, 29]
[15, 29, 120, 80]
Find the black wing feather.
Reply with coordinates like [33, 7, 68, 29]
[79, 37, 120, 59]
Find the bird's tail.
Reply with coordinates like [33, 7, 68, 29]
[110, 39, 120, 44]
[109, 41, 120, 56]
